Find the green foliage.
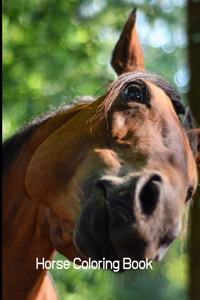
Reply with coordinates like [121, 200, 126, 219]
[51, 239, 189, 300]
[3, 0, 188, 139]
[3, 1, 190, 299]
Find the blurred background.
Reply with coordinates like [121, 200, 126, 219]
[3, 0, 191, 299]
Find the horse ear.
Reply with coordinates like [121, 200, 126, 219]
[111, 9, 145, 75]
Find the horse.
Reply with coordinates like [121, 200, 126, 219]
[3, 9, 200, 300]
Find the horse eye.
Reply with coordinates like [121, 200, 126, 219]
[121, 83, 150, 107]
[185, 186, 194, 202]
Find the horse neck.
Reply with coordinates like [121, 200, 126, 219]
[3, 102, 92, 299]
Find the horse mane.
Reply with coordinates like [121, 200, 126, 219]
[3, 97, 93, 174]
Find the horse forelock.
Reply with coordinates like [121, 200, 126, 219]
[93, 71, 193, 130]
[96, 72, 182, 116]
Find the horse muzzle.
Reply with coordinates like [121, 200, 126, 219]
[73, 171, 181, 270]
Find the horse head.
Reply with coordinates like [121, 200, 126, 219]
[25, 10, 199, 270]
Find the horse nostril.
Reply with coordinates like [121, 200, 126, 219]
[139, 175, 161, 216]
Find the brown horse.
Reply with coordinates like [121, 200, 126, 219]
[3, 9, 200, 300]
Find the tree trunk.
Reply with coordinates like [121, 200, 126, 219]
[188, 2, 200, 300]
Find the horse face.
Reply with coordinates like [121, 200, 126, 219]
[25, 9, 199, 268]
[73, 77, 197, 265]
[73, 10, 198, 266]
